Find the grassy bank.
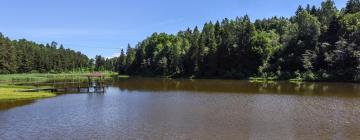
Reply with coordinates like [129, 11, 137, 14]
[0, 72, 117, 101]
[0, 71, 117, 83]
[0, 84, 55, 101]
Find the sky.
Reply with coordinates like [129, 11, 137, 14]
[0, 0, 347, 58]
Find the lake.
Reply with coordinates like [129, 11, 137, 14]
[1, 78, 360, 140]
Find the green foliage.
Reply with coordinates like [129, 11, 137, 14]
[2, 0, 359, 82]
[0, 84, 55, 101]
[0, 72, 116, 83]
[318, 0, 338, 30]
[345, 0, 360, 14]
[95, 55, 106, 71]
[117, 49, 126, 74]
[340, 12, 360, 44]
[295, 11, 321, 44]
[109, 0, 360, 82]
[251, 31, 281, 75]
[0, 34, 90, 74]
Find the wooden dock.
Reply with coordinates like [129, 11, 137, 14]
[17, 72, 107, 93]
[17, 86, 105, 93]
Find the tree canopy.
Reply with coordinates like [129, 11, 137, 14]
[2, 0, 360, 82]
[0, 34, 89, 74]
[113, 0, 360, 81]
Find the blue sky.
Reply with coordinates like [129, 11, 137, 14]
[0, 0, 347, 58]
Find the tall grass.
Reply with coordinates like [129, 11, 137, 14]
[0, 84, 55, 101]
[0, 71, 117, 101]
[0, 71, 117, 83]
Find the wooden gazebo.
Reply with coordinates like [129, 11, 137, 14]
[86, 72, 106, 93]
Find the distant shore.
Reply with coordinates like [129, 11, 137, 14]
[0, 72, 358, 102]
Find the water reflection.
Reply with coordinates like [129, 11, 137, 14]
[0, 80, 107, 111]
[1, 79, 360, 139]
[0, 100, 34, 110]
[112, 78, 360, 97]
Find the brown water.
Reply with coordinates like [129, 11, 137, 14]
[1, 78, 360, 140]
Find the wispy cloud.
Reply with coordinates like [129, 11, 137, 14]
[106, 52, 120, 59]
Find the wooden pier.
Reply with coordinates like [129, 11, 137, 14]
[17, 72, 107, 93]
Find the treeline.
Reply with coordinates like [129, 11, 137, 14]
[110, 0, 360, 81]
[0, 34, 90, 74]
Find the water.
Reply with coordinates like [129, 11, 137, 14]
[1, 78, 360, 140]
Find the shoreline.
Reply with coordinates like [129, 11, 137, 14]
[0, 72, 116, 102]
[0, 84, 56, 101]
[0, 72, 359, 102]
[123, 75, 360, 83]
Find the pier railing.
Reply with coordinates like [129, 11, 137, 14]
[14, 72, 107, 93]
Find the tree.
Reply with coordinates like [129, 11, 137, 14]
[233, 15, 256, 77]
[199, 22, 218, 76]
[117, 49, 126, 74]
[109, 0, 360, 81]
[321, 16, 341, 44]
[250, 31, 281, 76]
[88, 58, 95, 71]
[345, 0, 360, 14]
[0, 35, 17, 74]
[0, 33, 89, 74]
[95, 55, 106, 71]
[296, 11, 321, 46]
[2, 0, 351, 81]
[301, 50, 317, 80]
[340, 12, 360, 44]
[168, 37, 183, 75]
[183, 27, 200, 76]
[125, 44, 136, 72]
[270, 11, 321, 78]
[318, 0, 338, 31]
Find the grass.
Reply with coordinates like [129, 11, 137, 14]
[289, 77, 304, 83]
[118, 75, 130, 78]
[0, 84, 55, 101]
[0, 71, 117, 101]
[249, 77, 277, 82]
[0, 71, 117, 83]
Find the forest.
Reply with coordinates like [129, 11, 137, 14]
[0, 34, 89, 73]
[1, 0, 360, 82]
[106, 0, 360, 81]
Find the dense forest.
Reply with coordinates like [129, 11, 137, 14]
[0, 34, 89, 73]
[104, 0, 360, 81]
[1, 0, 360, 82]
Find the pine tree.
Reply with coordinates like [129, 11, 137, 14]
[345, 0, 360, 14]
[117, 49, 126, 74]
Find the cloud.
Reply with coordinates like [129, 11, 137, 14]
[106, 52, 120, 59]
